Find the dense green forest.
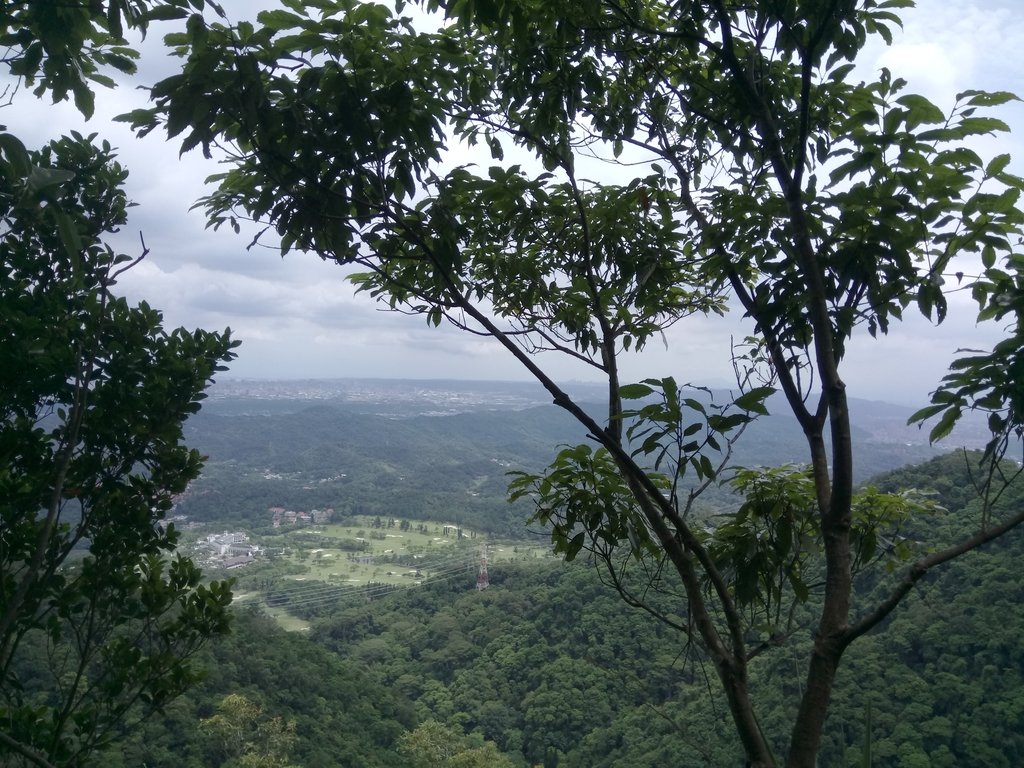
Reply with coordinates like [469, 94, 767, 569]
[108, 451, 1023, 767]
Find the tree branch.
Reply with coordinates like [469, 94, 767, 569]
[844, 507, 1024, 645]
[0, 730, 58, 768]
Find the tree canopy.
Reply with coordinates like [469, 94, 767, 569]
[126, 1, 1024, 765]
[1, 2, 237, 765]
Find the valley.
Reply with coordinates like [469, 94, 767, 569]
[91, 381, 1024, 767]
[175, 378, 974, 633]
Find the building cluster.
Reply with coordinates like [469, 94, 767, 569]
[269, 506, 334, 527]
[196, 531, 261, 570]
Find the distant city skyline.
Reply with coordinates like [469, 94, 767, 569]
[5, 0, 1023, 408]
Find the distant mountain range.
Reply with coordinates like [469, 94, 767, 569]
[208, 376, 990, 452]
[174, 378, 1001, 596]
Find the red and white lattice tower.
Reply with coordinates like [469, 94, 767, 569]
[476, 544, 489, 591]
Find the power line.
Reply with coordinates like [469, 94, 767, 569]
[258, 552, 480, 598]
[250, 552, 484, 612]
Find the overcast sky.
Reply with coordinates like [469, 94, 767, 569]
[6, 0, 1024, 406]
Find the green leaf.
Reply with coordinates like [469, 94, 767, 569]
[619, 383, 654, 400]
[25, 165, 75, 192]
[734, 387, 775, 415]
[141, 6, 191, 22]
[958, 116, 1010, 136]
[927, 407, 960, 443]
[957, 89, 1020, 107]
[564, 531, 585, 561]
[0, 132, 31, 177]
[986, 153, 1012, 177]
[54, 211, 84, 265]
[907, 403, 946, 425]
[895, 94, 944, 127]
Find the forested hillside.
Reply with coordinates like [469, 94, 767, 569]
[112, 451, 1024, 767]
[107, 609, 412, 768]
[176, 387, 947, 535]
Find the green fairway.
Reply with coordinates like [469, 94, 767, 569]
[215, 515, 553, 629]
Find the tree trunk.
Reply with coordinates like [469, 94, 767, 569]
[787, 386, 855, 767]
[718, 659, 776, 767]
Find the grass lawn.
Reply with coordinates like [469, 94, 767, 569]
[234, 516, 553, 629]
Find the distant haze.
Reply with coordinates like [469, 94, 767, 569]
[207, 377, 993, 452]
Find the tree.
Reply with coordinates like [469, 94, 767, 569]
[200, 693, 298, 768]
[126, 1, 1024, 766]
[1, 2, 237, 766]
[397, 720, 516, 768]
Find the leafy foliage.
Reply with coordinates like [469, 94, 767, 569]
[709, 466, 929, 636]
[0, 129, 237, 768]
[0, 3, 237, 765]
[0, 0, 221, 116]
